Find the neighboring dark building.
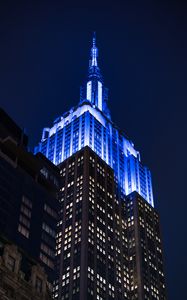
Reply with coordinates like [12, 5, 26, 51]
[126, 192, 166, 300]
[0, 108, 60, 285]
[0, 237, 52, 300]
[54, 146, 129, 300]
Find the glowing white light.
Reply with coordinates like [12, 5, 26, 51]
[87, 81, 92, 101]
[98, 81, 102, 111]
[92, 49, 97, 66]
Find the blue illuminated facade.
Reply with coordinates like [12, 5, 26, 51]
[34, 34, 154, 206]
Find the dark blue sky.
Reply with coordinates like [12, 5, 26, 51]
[0, 1, 186, 298]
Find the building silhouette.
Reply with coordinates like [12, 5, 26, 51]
[34, 34, 166, 299]
[0, 108, 60, 289]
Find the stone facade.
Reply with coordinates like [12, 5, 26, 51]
[0, 243, 52, 300]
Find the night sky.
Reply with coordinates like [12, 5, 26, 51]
[0, 1, 186, 299]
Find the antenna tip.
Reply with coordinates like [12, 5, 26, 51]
[93, 32, 96, 46]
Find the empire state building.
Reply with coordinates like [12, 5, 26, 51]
[35, 34, 166, 300]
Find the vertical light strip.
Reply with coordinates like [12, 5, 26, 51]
[87, 81, 92, 101]
[84, 112, 90, 146]
[98, 81, 102, 111]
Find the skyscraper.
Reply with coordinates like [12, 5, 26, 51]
[34, 34, 153, 207]
[35, 34, 166, 299]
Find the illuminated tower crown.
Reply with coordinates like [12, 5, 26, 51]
[80, 33, 111, 119]
[34, 33, 154, 207]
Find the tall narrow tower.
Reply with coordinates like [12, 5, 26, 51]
[80, 32, 110, 119]
[35, 34, 166, 299]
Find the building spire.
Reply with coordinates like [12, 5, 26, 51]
[79, 33, 110, 119]
[93, 31, 96, 47]
[91, 32, 98, 67]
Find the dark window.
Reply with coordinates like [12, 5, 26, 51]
[7, 255, 16, 272]
[35, 276, 43, 293]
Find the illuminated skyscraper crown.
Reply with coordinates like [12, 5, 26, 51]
[80, 33, 111, 119]
[34, 33, 154, 207]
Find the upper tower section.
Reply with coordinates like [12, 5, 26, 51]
[88, 32, 102, 81]
[80, 33, 111, 119]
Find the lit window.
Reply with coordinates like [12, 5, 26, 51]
[22, 195, 32, 209]
[18, 224, 29, 238]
